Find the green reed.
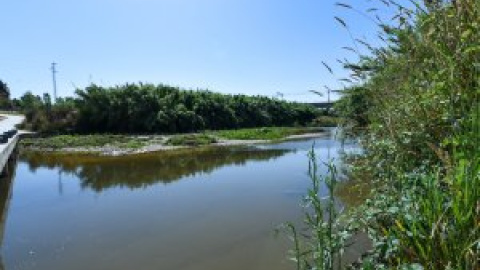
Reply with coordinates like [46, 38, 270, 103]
[289, 0, 480, 269]
[284, 148, 350, 270]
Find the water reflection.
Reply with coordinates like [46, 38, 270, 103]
[0, 151, 19, 270]
[5, 137, 356, 270]
[20, 147, 290, 192]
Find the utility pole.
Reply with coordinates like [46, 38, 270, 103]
[323, 86, 332, 103]
[51, 62, 57, 102]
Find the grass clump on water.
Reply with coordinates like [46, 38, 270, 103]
[21, 135, 149, 149]
[166, 134, 217, 146]
[213, 127, 323, 140]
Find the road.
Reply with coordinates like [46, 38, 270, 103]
[0, 114, 24, 131]
[0, 114, 25, 175]
[0, 114, 24, 152]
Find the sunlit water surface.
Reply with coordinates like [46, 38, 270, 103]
[0, 134, 356, 270]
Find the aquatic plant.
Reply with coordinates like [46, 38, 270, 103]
[285, 149, 349, 270]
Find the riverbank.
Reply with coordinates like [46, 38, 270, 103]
[19, 127, 329, 156]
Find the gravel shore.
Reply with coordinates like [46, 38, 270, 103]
[20, 132, 328, 156]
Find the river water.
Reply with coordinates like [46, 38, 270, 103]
[0, 133, 355, 270]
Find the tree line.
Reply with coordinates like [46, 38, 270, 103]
[14, 83, 319, 134]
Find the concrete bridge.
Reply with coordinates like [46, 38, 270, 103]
[0, 114, 25, 177]
[305, 102, 335, 110]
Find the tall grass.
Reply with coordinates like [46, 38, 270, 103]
[285, 149, 349, 270]
[286, 0, 480, 269]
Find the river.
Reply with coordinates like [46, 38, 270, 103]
[0, 132, 356, 270]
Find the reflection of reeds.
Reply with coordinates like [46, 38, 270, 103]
[20, 147, 290, 192]
[0, 148, 18, 251]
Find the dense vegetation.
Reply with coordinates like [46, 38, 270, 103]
[212, 127, 323, 140]
[16, 92, 77, 133]
[0, 80, 12, 109]
[288, 0, 480, 269]
[15, 84, 320, 134]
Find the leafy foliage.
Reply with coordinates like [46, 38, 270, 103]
[292, 0, 480, 269]
[0, 80, 12, 109]
[18, 83, 319, 134]
[334, 86, 370, 127]
[16, 92, 77, 133]
[74, 83, 318, 133]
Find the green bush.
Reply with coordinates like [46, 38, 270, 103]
[166, 134, 217, 146]
[294, 0, 480, 268]
[18, 84, 319, 134]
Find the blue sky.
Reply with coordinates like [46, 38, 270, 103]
[1, 0, 394, 102]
